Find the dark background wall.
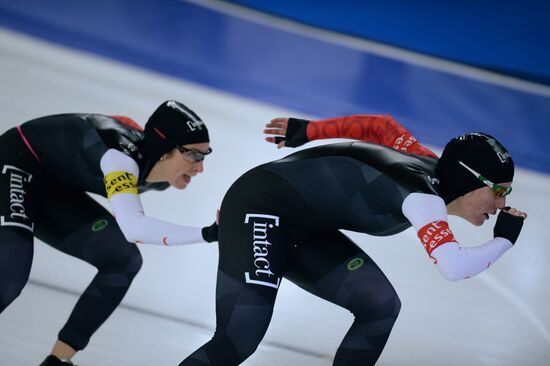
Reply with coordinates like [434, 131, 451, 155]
[226, 0, 550, 86]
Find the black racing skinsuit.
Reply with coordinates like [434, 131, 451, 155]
[180, 142, 439, 366]
[0, 114, 166, 351]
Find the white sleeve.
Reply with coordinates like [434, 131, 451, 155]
[402, 192, 513, 281]
[100, 149, 205, 246]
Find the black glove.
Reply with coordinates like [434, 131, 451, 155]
[283, 118, 310, 147]
[493, 208, 524, 245]
[202, 222, 218, 243]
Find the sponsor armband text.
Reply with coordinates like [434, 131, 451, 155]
[417, 220, 456, 261]
[104, 171, 138, 199]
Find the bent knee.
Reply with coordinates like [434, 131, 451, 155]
[126, 246, 143, 274]
[348, 278, 401, 320]
[393, 293, 402, 318]
[97, 244, 143, 276]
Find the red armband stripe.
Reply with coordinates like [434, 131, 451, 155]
[417, 221, 456, 257]
[110, 115, 144, 132]
[392, 132, 417, 151]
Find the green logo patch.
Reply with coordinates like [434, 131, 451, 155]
[91, 219, 109, 232]
[347, 257, 364, 271]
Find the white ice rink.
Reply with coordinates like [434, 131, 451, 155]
[1, 28, 549, 365]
